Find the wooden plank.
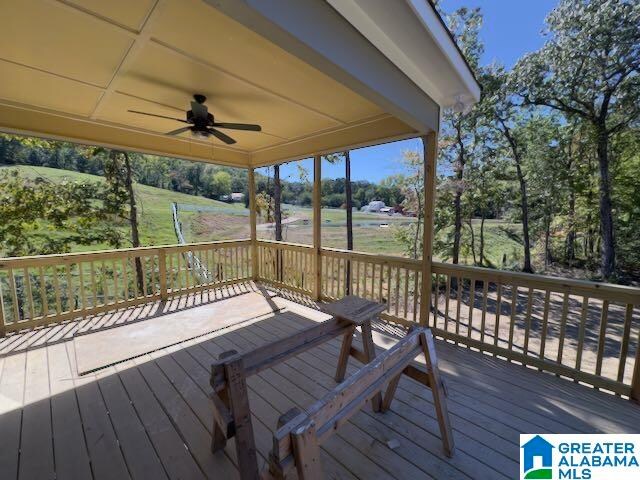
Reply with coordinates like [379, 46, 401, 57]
[335, 325, 356, 382]
[617, 304, 634, 383]
[467, 278, 475, 338]
[224, 358, 259, 480]
[291, 420, 323, 479]
[47, 342, 93, 480]
[98, 372, 168, 479]
[211, 318, 351, 390]
[74, 370, 131, 480]
[19, 347, 55, 480]
[539, 290, 551, 360]
[575, 296, 589, 372]
[557, 292, 570, 364]
[134, 356, 239, 479]
[0, 352, 25, 479]
[273, 330, 422, 461]
[116, 360, 207, 480]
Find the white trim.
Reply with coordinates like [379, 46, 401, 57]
[405, 0, 480, 102]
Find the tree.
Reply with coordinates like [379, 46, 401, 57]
[103, 149, 144, 293]
[0, 171, 120, 256]
[208, 170, 232, 199]
[483, 66, 535, 272]
[438, 6, 484, 265]
[511, 0, 640, 278]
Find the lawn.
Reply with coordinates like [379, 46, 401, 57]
[2, 166, 525, 266]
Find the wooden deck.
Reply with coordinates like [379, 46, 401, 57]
[1, 288, 639, 480]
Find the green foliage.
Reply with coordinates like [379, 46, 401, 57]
[0, 170, 122, 256]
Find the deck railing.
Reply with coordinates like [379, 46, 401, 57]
[0, 239, 251, 334]
[1, 239, 638, 401]
[255, 241, 639, 401]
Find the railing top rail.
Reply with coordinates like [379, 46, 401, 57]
[320, 247, 423, 269]
[433, 261, 640, 305]
[256, 239, 313, 250]
[0, 239, 252, 268]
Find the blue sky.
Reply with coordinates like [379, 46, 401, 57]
[274, 0, 557, 184]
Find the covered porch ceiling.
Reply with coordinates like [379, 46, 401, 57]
[0, 0, 480, 168]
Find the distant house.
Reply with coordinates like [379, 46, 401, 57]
[361, 200, 386, 212]
[221, 192, 245, 202]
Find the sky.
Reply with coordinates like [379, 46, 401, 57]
[274, 0, 558, 184]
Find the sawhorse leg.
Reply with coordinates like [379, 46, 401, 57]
[211, 350, 260, 480]
[419, 330, 455, 457]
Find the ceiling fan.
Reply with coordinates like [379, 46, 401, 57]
[128, 94, 261, 145]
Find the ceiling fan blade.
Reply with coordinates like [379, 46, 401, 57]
[208, 128, 237, 145]
[212, 122, 262, 132]
[128, 110, 187, 123]
[190, 101, 208, 120]
[166, 126, 191, 136]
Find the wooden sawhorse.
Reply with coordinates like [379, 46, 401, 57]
[210, 296, 386, 480]
[210, 296, 453, 479]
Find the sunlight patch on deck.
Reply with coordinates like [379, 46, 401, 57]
[74, 291, 280, 374]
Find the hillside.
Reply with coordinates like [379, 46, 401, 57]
[1, 165, 243, 250]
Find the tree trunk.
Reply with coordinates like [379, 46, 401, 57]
[499, 121, 533, 273]
[274, 164, 282, 241]
[467, 218, 477, 265]
[345, 152, 353, 294]
[566, 188, 576, 263]
[479, 213, 485, 267]
[122, 152, 144, 294]
[595, 125, 615, 279]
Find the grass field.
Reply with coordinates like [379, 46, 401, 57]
[2, 166, 524, 265]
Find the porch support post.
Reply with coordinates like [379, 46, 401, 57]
[313, 155, 322, 300]
[248, 167, 258, 281]
[420, 132, 437, 326]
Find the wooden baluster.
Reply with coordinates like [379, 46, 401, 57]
[557, 292, 570, 365]
[480, 280, 489, 343]
[385, 263, 391, 313]
[455, 277, 462, 337]
[539, 290, 551, 362]
[394, 266, 400, 318]
[90, 262, 97, 308]
[378, 263, 384, 303]
[141, 256, 148, 297]
[494, 284, 502, 349]
[632, 316, 640, 404]
[0, 277, 5, 335]
[176, 252, 182, 290]
[38, 266, 48, 318]
[413, 270, 420, 324]
[444, 275, 451, 332]
[101, 261, 108, 305]
[78, 262, 86, 313]
[168, 253, 174, 292]
[54, 266, 63, 315]
[595, 300, 609, 377]
[575, 296, 589, 373]
[8, 268, 20, 322]
[403, 268, 409, 319]
[523, 288, 534, 360]
[122, 258, 129, 299]
[24, 268, 34, 320]
[112, 260, 119, 305]
[508, 285, 518, 356]
[467, 278, 475, 339]
[66, 263, 74, 311]
[617, 304, 634, 383]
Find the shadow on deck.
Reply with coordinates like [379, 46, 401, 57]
[0, 286, 638, 480]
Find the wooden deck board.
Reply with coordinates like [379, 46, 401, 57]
[0, 290, 638, 480]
